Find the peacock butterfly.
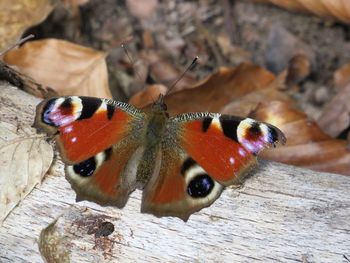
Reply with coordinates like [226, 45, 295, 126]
[34, 94, 286, 221]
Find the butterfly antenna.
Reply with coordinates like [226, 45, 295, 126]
[0, 34, 34, 57]
[121, 43, 145, 87]
[122, 43, 161, 104]
[166, 56, 199, 96]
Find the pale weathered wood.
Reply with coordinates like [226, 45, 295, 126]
[0, 83, 350, 263]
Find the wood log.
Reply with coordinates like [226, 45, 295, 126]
[0, 82, 349, 262]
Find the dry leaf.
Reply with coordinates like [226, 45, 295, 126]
[163, 63, 276, 115]
[317, 82, 350, 138]
[0, 121, 53, 224]
[254, 101, 350, 175]
[0, 0, 55, 50]
[3, 39, 112, 98]
[0, 60, 58, 99]
[129, 63, 276, 113]
[254, 0, 350, 24]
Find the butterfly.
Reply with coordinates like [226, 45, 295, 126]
[34, 94, 286, 221]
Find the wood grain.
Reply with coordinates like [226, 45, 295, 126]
[0, 82, 349, 262]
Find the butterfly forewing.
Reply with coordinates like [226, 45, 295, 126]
[35, 96, 146, 163]
[171, 113, 286, 186]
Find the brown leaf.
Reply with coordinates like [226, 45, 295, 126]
[165, 63, 276, 115]
[129, 63, 276, 114]
[3, 39, 112, 98]
[0, 0, 55, 51]
[254, 0, 350, 24]
[255, 101, 350, 175]
[0, 60, 58, 99]
[317, 83, 350, 137]
[128, 84, 167, 108]
[0, 121, 53, 224]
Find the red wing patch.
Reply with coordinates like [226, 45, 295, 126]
[181, 119, 254, 185]
[35, 96, 144, 163]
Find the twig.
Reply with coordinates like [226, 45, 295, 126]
[0, 34, 34, 57]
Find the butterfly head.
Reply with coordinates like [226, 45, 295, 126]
[152, 94, 168, 116]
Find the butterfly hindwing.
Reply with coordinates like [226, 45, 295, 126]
[66, 143, 144, 208]
[35, 96, 145, 163]
[141, 145, 224, 221]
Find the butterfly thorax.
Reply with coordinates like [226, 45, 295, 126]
[136, 99, 169, 185]
[145, 101, 169, 145]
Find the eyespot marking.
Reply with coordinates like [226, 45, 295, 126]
[106, 104, 115, 120]
[73, 157, 96, 177]
[202, 117, 212, 132]
[187, 174, 214, 198]
[42, 97, 82, 127]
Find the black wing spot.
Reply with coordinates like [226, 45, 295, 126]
[106, 103, 115, 120]
[219, 115, 240, 141]
[73, 157, 96, 177]
[202, 117, 212, 132]
[180, 157, 196, 175]
[187, 174, 214, 198]
[78, 97, 102, 120]
[104, 147, 113, 161]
